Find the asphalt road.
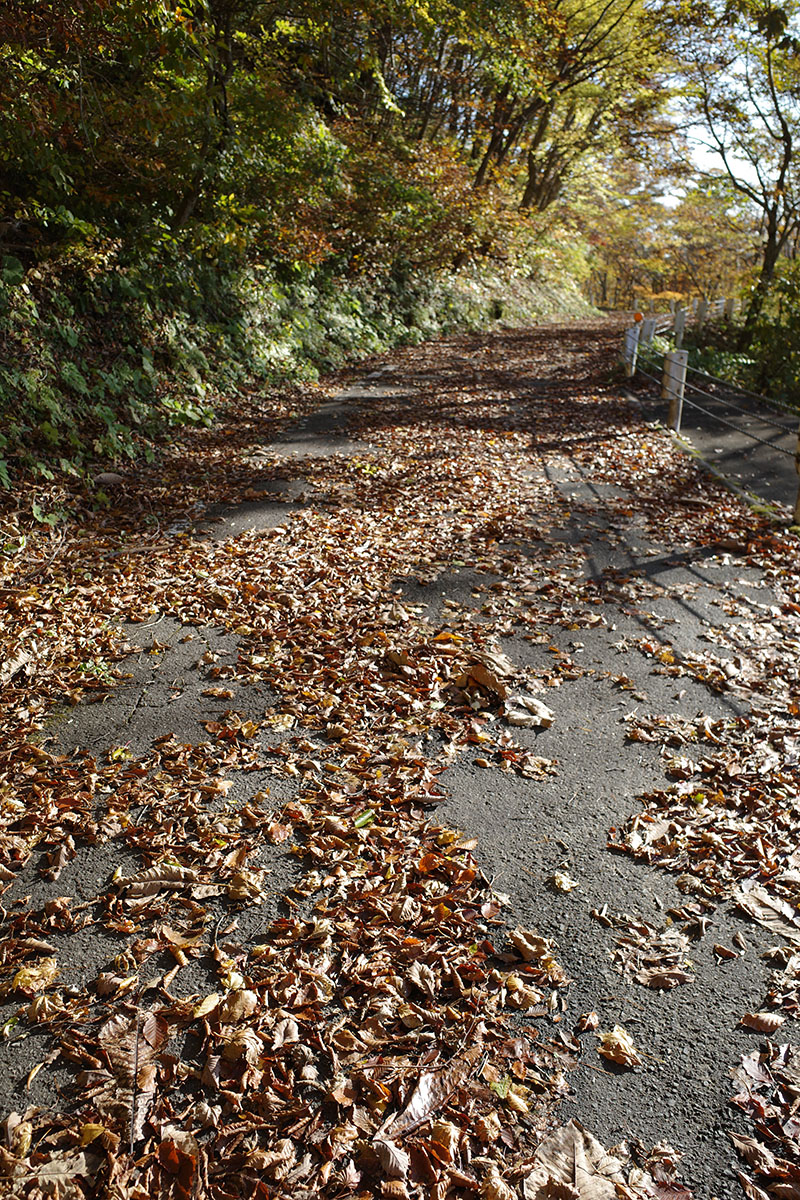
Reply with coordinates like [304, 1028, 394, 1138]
[2, 323, 798, 1199]
[631, 361, 799, 517]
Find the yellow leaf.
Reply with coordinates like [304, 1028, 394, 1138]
[12, 957, 59, 996]
[193, 993, 221, 1019]
[80, 1125, 105, 1146]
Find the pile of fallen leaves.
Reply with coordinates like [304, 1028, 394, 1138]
[2, 320, 797, 1197]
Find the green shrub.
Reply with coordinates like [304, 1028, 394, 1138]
[0, 238, 592, 488]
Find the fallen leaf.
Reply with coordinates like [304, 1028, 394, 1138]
[596, 1026, 642, 1068]
[510, 929, 550, 961]
[740, 1011, 786, 1033]
[482, 1164, 515, 1200]
[735, 882, 800, 943]
[8, 957, 59, 996]
[116, 863, 199, 899]
[384, 1043, 482, 1139]
[99, 1009, 169, 1084]
[523, 1120, 627, 1198]
[373, 1138, 410, 1179]
[504, 693, 554, 728]
[31, 1151, 101, 1188]
[193, 994, 221, 1019]
[273, 1017, 300, 1048]
[219, 989, 259, 1023]
[736, 1172, 773, 1200]
[729, 1131, 784, 1176]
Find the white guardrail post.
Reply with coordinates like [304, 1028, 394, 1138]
[622, 324, 640, 377]
[696, 299, 709, 335]
[640, 317, 657, 348]
[673, 308, 685, 349]
[662, 350, 688, 431]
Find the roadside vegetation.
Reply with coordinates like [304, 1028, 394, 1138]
[4, 5, 800, 1198]
[3, 0, 800, 492]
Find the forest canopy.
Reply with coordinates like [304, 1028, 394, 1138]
[1, 0, 798, 483]
[0, 0, 673, 269]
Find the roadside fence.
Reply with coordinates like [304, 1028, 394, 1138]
[619, 301, 800, 524]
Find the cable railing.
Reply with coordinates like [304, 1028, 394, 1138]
[620, 309, 800, 523]
[686, 365, 800, 420]
[680, 394, 796, 457]
[682, 374, 797, 432]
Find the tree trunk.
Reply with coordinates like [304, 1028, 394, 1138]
[473, 82, 511, 188]
[739, 214, 783, 347]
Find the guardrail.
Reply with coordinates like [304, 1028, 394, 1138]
[620, 308, 800, 525]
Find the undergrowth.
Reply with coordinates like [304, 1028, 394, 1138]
[0, 244, 592, 505]
[639, 329, 799, 414]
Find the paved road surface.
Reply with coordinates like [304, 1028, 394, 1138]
[631, 364, 799, 517]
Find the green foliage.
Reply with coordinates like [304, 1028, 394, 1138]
[0, 0, 620, 486]
[0, 235, 589, 485]
[733, 262, 800, 404]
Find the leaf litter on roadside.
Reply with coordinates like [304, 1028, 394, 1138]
[8, 321, 799, 1194]
[591, 907, 694, 991]
[729, 1043, 800, 1198]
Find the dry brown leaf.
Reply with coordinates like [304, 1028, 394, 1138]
[222, 1026, 262, 1063]
[247, 1138, 295, 1174]
[736, 1172, 773, 1200]
[99, 1010, 169, 1088]
[381, 1182, 410, 1200]
[478, 648, 515, 677]
[392, 896, 421, 923]
[0, 648, 34, 687]
[373, 1138, 410, 1179]
[481, 1165, 515, 1200]
[735, 882, 800, 944]
[273, 1016, 300, 1048]
[8, 956, 59, 996]
[729, 1131, 785, 1176]
[523, 1121, 628, 1199]
[474, 1112, 502, 1143]
[430, 1121, 460, 1161]
[509, 929, 570, 983]
[384, 1043, 482, 1139]
[504, 692, 554, 728]
[635, 965, 694, 989]
[596, 1026, 642, 1068]
[193, 993, 221, 1019]
[5, 1116, 32, 1157]
[30, 1150, 101, 1189]
[408, 960, 437, 998]
[506, 1088, 530, 1113]
[740, 1011, 786, 1033]
[219, 989, 259, 1023]
[116, 863, 199, 898]
[510, 928, 550, 962]
[468, 662, 510, 699]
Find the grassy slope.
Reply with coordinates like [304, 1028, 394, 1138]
[0, 254, 595, 504]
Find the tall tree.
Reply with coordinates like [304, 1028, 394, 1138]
[679, 0, 800, 338]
